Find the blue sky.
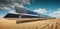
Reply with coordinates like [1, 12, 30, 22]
[24, 0, 60, 13]
[0, 0, 60, 18]
[24, 0, 60, 10]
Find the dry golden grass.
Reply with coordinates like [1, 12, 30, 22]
[0, 18, 60, 29]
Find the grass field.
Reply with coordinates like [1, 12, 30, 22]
[0, 18, 60, 29]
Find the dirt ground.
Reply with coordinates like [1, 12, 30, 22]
[0, 18, 60, 29]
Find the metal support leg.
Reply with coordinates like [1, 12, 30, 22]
[16, 14, 21, 24]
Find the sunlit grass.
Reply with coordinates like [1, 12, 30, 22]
[0, 18, 60, 29]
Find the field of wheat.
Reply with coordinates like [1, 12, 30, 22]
[0, 18, 60, 29]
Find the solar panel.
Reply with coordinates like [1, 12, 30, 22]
[15, 6, 28, 22]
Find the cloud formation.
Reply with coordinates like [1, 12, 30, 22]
[8, 10, 19, 14]
[33, 8, 47, 14]
[0, 14, 3, 18]
[49, 8, 60, 18]
[0, 0, 30, 10]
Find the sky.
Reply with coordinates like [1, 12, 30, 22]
[0, 0, 60, 18]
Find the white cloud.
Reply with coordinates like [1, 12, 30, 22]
[9, 10, 15, 13]
[0, 14, 5, 18]
[9, 5, 15, 8]
[0, 4, 12, 10]
[14, 3, 24, 8]
[0, 7, 11, 11]
[0, 0, 30, 10]
[33, 8, 47, 14]
[3, 7, 11, 10]
[49, 8, 60, 18]
[8, 10, 19, 14]
[19, 0, 30, 4]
